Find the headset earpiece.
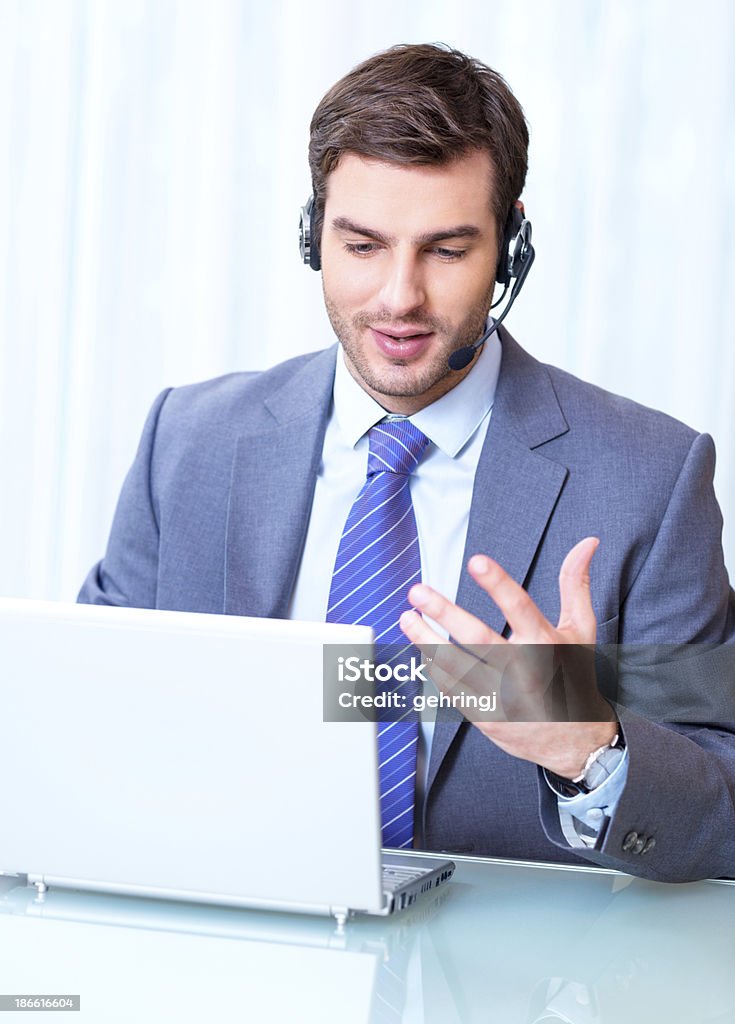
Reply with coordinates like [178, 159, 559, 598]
[448, 202, 535, 371]
[497, 204, 532, 286]
[299, 196, 321, 271]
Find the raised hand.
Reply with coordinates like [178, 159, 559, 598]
[399, 537, 617, 779]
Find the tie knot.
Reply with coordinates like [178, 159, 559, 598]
[367, 420, 429, 477]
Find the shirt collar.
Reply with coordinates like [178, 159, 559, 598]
[333, 323, 501, 457]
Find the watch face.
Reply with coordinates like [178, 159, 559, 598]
[584, 745, 625, 790]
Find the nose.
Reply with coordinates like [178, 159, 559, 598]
[378, 251, 427, 317]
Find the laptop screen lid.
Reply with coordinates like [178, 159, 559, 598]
[0, 599, 382, 916]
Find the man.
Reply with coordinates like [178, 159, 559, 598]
[80, 43, 735, 881]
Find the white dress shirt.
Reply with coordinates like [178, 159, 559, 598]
[289, 335, 501, 624]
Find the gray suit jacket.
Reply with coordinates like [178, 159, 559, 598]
[79, 330, 735, 881]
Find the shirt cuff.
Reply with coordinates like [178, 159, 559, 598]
[545, 748, 629, 849]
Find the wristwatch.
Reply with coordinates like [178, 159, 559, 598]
[547, 731, 625, 797]
[573, 732, 625, 791]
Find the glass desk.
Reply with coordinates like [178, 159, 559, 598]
[1, 851, 733, 1022]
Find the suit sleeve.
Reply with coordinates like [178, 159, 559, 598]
[539, 431, 735, 880]
[77, 389, 172, 608]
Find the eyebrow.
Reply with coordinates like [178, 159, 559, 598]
[331, 216, 482, 246]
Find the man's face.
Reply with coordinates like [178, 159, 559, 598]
[320, 150, 499, 414]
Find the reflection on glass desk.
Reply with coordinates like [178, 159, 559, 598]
[1, 851, 734, 1023]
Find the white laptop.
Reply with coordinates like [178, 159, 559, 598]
[0, 599, 454, 924]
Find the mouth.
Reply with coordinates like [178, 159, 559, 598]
[369, 326, 434, 360]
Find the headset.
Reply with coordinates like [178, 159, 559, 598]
[299, 195, 535, 370]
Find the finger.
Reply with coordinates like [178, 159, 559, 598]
[430, 647, 503, 709]
[399, 610, 509, 724]
[399, 606, 449, 650]
[467, 555, 553, 641]
[557, 536, 599, 640]
[399, 607, 479, 682]
[406, 583, 503, 646]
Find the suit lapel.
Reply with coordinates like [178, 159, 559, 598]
[224, 348, 336, 618]
[426, 331, 570, 796]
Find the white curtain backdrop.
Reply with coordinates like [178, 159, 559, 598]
[1, 0, 734, 600]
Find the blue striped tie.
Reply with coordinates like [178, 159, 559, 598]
[327, 419, 430, 849]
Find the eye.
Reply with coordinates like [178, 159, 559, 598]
[431, 247, 467, 261]
[343, 242, 379, 257]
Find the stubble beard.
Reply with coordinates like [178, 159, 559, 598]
[323, 289, 494, 401]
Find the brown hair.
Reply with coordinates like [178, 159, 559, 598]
[308, 43, 529, 249]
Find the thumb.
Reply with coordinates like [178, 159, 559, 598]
[557, 536, 599, 640]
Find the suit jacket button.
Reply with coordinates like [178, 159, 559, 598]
[622, 831, 639, 852]
[641, 837, 656, 855]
